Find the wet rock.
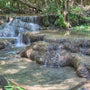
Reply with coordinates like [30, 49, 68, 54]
[20, 48, 33, 58]
[45, 38, 87, 53]
[59, 53, 90, 78]
[32, 42, 48, 52]
[20, 41, 48, 58]
[0, 38, 16, 50]
[63, 42, 80, 53]
[30, 34, 45, 43]
[86, 65, 90, 73]
[22, 32, 45, 44]
[20, 41, 90, 78]
[80, 39, 90, 47]
[30, 51, 39, 61]
[81, 48, 90, 55]
[72, 39, 84, 47]
[22, 32, 31, 44]
[86, 40, 90, 47]
[85, 49, 90, 55]
[0, 40, 9, 49]
[63, 39, 86, 53]
[0, 16, 12, 25]
[0, 42, 5, 49]
[59, 53, 72, 67]
[70, 54, 90, 78]
[77, 63, 89, 78]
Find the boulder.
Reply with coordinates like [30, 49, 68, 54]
[20, 47, 33, 58]
[20, 41, 90, 78]
[20, 41, 48, 58]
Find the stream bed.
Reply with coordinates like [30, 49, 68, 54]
[0, 16, 90, 90]
[0, 45, 88, 90]
[0, 32, 90, 90]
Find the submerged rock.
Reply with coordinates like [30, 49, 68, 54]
[0, 39, 16, 50]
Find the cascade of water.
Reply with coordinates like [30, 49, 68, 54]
[16, 33, 25, 47]
[0, 22, 15, 37]
[0, 16, 43, 46]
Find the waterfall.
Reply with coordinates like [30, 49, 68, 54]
[0, 16, 42, 46]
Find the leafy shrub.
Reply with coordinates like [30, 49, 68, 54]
[71, 6, 82, 14]
[55, 15, 67, 28]
[73, 25, 90, 32]
[69, 13, 86, 26]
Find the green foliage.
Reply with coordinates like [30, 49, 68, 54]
[41, 0, 58, 14]
[0, 0, 17, 13]
[73, 25, 90, 32]
[4, 83, 24, 90]
[71, 6, 82, 14]
[55, 14, 67, 28]
[5, 6, 17, 12]
[69, 13, 86, 26]
[42, 0, 67, 28]
[69, 13, 78, 26]
[85, 17, 90, 20]
[85, 17, 90, 25]
[0, 0, 10, 8]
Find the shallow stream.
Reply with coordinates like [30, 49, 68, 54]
[0, 16, 90, 90]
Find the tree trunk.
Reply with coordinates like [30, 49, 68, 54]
[63, 0, 71, 28]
